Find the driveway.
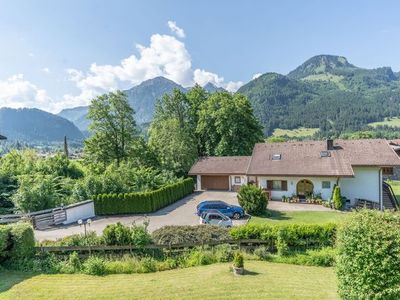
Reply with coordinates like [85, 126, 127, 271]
[34, 192, 333, 241]
[34, 191, 247, 241]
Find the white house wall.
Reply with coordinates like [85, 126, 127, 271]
[339, 167, 381, 204]
[258, 176, 337, 200]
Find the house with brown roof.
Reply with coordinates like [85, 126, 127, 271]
[189, 139, 400, 209]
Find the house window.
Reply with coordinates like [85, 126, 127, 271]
[322, 181, 331, 189]
[272, 180, 282, 190]
[234, 176, 241, 184]
[272, 154, 281, 160]
[267, 180, 287, 191]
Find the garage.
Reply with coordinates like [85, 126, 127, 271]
[201, 175, 229, 190]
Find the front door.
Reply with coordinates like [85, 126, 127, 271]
[297, 179, 314, 198]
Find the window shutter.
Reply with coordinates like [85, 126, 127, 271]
[281, 181, 288, 191]
[267, 180, 273, 190]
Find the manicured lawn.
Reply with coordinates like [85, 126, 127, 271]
[387, 180, 400, 199]
[250, 210, 348, 224]
[272, 127, 319, 138]
[0, 261, 338, 299]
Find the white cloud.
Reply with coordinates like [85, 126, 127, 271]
[0, 74, 55, 110]
[62, 22, 244, 108]
[225, 81, 244, 92]
[193, 69, 224, 87]
[167, 20, 185, 38]
[41, 67, 51, 74]
[252, 73, 262, 79]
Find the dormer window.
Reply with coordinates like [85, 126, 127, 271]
[320, 150, 331, 157]
[272, 154, 281, 160]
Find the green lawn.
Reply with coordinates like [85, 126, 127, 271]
[0, 261, 338, 300]
[368, 117, 400, 128]
[250, 210, 347, 224]
[272, 127, 319, 138]
[387, 180, 400, 198]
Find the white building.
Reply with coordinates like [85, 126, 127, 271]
[189, 139, 400, 209]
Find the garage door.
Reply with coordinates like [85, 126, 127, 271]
[202, 176, 229, 190]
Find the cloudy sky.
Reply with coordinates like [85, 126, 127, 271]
[1, 0, 400, 113]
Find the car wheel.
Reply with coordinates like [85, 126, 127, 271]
[233, 212, 241, 220]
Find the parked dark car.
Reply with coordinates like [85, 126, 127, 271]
[196, 200, 244, 219]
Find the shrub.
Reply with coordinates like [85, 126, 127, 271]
[41, 231, 101, 247]
[184, 248, 216, 267]
[68, 252, 81, 271]
[9, 223, 35, 260]
[214, 244, 234, 263]
[0, 225, 11, 261]
[94, 178, 194, 215]
[237, 184, 267, 215]
[336, 210, 400, 299]
[137, 257, 157, 273]
[233, 252, 244, 268]
[102, 222, 152, 246]
[332, 186, 343, 210]
[151, 225, 230, 245]
[83, 256, 107, 276]
[273, 247, 336, 267]
[230, 223, 337, 252]
[253, 246, 271, 260]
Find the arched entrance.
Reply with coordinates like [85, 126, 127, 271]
[297, 179, 314, 198]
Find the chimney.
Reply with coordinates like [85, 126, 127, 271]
[327, 139, 334, 150]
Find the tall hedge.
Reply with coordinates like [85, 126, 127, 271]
[94, 178, 194, 215]
[336, 210, 400, 299]
[0, 223, 35, 263]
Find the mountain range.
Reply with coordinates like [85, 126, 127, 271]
[1, 54, 400, 142]
[238, 55, 400, 136]
[58, 77, 223, 133]
[0, 108, 84, 142]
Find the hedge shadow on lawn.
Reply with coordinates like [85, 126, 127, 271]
[0, 271, 34, 293]
[256, 210, 291, 221]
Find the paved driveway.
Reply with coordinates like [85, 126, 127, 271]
[34, 192, 333, 241]
[34, 191, 247, 241]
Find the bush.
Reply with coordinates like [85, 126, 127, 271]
[233, 252, 244, 268]
[214, 244, 234, 263]
[230, 223, 337, 252]
[151, 225, 230, 245]
[93, 178, 194, 215]
[253, 246, 270, 261]
[102, 222, 152, 246]
[273, 247, 336, 267]
[41, 231, 101, 247]
[83, 256, 107, 276]
[9, 223, 35, 260]
[184, 248, 216, 267]
[0, 225, 11, 262]
[336, 210, 400, 299]
[237, 184, 267, 215]
[68, 252, 81, 272]
[332, 186, 343, 210]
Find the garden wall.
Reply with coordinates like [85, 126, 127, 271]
[93, 178, 194, 215]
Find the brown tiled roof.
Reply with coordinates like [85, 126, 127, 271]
[188, 156, 251, 175]
[189, 139, 400, 177]
[246, 139, 400, 177]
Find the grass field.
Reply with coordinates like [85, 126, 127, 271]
[0, 261, 338, 300]
[249, 210, 347, 224]
[387, 180, 400, 205]
[368, 117, 400, 128]
[272, 127, 319, 138]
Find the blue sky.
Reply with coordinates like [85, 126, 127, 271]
[1, 0, 400, 112]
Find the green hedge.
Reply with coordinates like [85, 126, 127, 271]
[0, 223, 35, 263]
[337, 210, 400, 299]
[93, 178, 194, 215]
[230, 223, 337, 252]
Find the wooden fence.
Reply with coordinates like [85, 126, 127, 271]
[36, 239, 270, 254]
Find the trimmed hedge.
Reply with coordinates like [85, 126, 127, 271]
[337, 210, 400, 299]
[93, 178, 194, 215]
[0, 223, 35, 263]
[230, 223, 337, 253]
